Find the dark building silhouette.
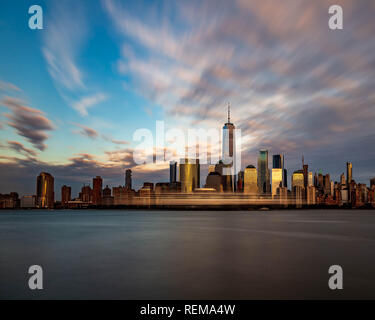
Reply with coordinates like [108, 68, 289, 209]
[36, 172, 54, 208]
[258, 150, 270, 194]
[102, 185, 114, 206]
[170, 161, 177, 183]
[61, 185, 71, 206]
[103, 185, 111, 197]
[79, 185, 92, 203]
[92, 176, 103, 205]
[125, 169, 132, 190]
[273, 154, 287, 188]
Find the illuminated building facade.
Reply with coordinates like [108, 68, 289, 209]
[271, 168, 283, 196]
[346, 162, 353, 185]
[179, 158, 200, 193]
[36, 172, 54, 208]
[244, 165, 258, 194]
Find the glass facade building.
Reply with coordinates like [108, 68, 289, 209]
[258, 150, 270, 194]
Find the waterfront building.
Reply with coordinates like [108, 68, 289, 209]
[61, 185, 71, 206]
[36, 172, 54, 208]
[179, 158, 200, 193]
[244, 165, 258, 194]
[125, 169, 132, 190]
[271, 168, 283, 196]
[170, 161, 177, 183]
[258, 150, 270, 194]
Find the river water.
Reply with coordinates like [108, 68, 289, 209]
[0, 209, 374, 299]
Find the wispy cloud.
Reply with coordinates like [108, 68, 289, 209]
[42, 1, 107, 117]
[0, 80, 21, 92]
[6, 141, 38, 157]
[72, 93, 107, 116]
[1, 96, 55, 151]
[103, 0, 375, 174]
[72, 123, 99, 139]
[42, 1, 86, 90]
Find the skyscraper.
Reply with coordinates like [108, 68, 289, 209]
[222, 103, 236, 191]
[179, 158, 200, 193]
[258, 150, 270, 194]
[125, 169, 132, 190]
[308, 172, 313, 187]
[61, 185, 71, 206]
[302, 156, 308, 189]
[346, 162, 353, 185]
[273, 154, 287, 187]
[271, 168, 283, 196]
[36, 172, 54, 208]
[170, 161, 177, 183]
[92, 176, 103, 205]
[292, 170, 304, 189]
[340, 173, 346, 186]
[244, 165, 258, 194]
[272, 154, 283, 169]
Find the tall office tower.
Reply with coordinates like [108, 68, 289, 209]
[92, 176, 103, 205]
[346, 162, 353, 185]
[222, 103, 236, 191]
[61, 185, 71, 206]
[170, 161, 177, 183]
[36, 172, 54, 208]
[179, 158, 200, 192]
[340, 173, 346, 186]
[292, 170, 305, 189]
[314, 172, 318, 187]
[318, 171, 324, 189]
[273, 154, 287, 188]
[307, 186, 317, 205]
[271, 168, 283, 196]
[324, 174, 331, 195]
[125, 169, 132, 190]
[308, 172, 313, 187]
[283, 169, 288, 188]
[257, 150, 270, 194]
[302, 159, 308, 188]
[371, 177, 375, 189]
[244, 165, 258, 194]
[273, 154, 283, 169]
[237, 171, 244, 192]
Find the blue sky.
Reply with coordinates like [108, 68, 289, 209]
[1, 0, 375, 197]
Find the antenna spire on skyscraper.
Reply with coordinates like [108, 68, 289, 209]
[227, 102, 231, 123]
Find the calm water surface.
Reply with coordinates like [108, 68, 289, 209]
[1, 209, 375, 299]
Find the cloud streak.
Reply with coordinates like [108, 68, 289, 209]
[1, 96, 54, 151]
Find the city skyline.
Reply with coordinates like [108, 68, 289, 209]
[1, 0, 375, 196]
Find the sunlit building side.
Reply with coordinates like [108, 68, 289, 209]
[244, 165, 258, 194]
[36, 172, 54, 208]
[179, 158, 200, 193]
[271, 168, 283, 196]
